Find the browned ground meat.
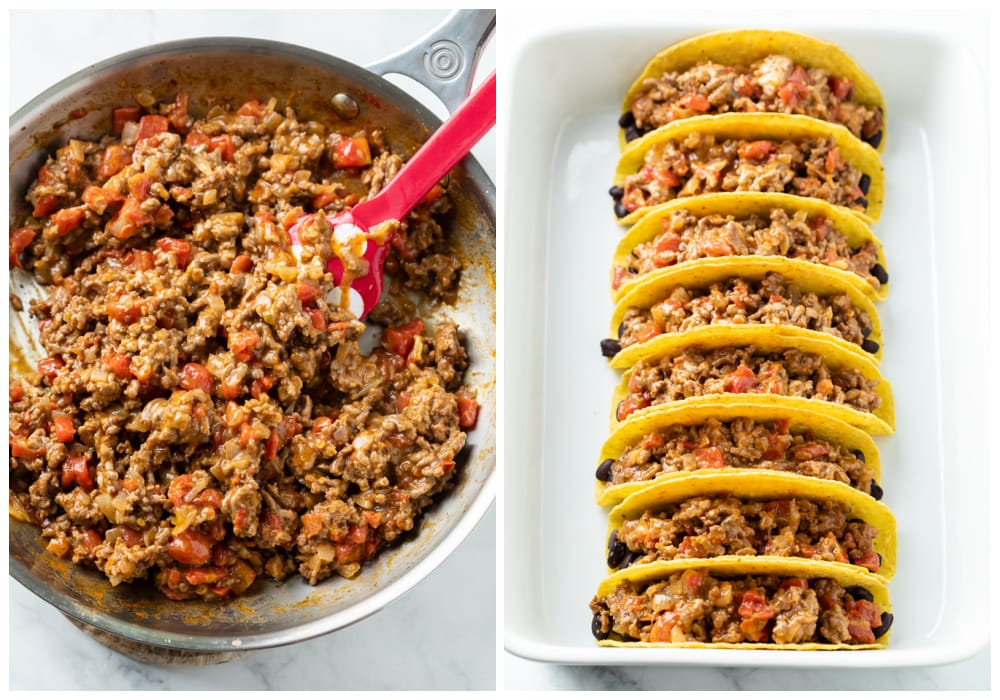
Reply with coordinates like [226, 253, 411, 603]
[8, 94, 481, 601]
[611, 208, 882, 294]
[590, 569, 889, 645]
[613, 497, 881, 572]
[618, 272, 871, 350]
[625, 56, 884, 144]
[617, 132, 868, 215]
[618, 346, 881, 421]
[609, 416, 874, 494]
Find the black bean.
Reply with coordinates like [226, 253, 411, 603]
[872, 611, 893, 639]
[851, 449, 866, 463]
[861, 338, 880, 354]
[627, 266, 638, 274]
[859, 173, 871, 195]
[870, 480, 883, 501]
[620, 549, 638, 568]
[618, 112, 636, 128]
[617, 321, 626, 338]
[595, 459, 614, 482]
[847, 586, 875, 603]
[624, 126, 641, 143]
[614, 201, 629, 219]
[592, 612, 610, 640]
[864, 130, 883, 149]
[855, 196, 869, 208]
[607, 530, 628, 568]
[608, 185, 625, 200]
[870, 263, 889, 285]
[600, 338, 621, 358]
[862, 326, 872, 338]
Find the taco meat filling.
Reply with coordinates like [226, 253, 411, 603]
[617, 272, 873, 351]
[614, 133, 869, 216]
[611, 496, 880, 572]
[623, 55, 884, 146]
[8, 93, 481, 601]
[607, 417, 875, 494]
[612, 207, 884, 293]
[590, 569, 891, 645]
[616, 346, 881, 422]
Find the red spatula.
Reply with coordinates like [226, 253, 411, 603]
[288, 70, 496, 319]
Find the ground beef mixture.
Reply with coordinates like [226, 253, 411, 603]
[611, 207, 884, 294]
[612, 132, 869, 217]
[609, 497, 880, 573]
[622, 55, 884, 146]
[590, 569, 891, 645]
[616, 346, 881, 422]
[8, 94, 481, 601]
[601, 417, 875, 494]
[617, 272, 873, 351]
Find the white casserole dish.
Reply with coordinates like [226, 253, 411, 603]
[503, 11, 990, 667]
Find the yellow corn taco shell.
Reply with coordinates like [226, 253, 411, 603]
[595, 401, 881, 506]
[608, 256, 884, 368]
[594, 558, 892, 649]
[619, 29, 886, 153]
[611, 192, 889, 303]
[605, 470, 896, 581]
[609, 327, 895, 435]
[612, 113, 884, 226]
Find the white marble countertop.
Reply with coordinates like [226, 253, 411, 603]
[9, 9, 495, 692]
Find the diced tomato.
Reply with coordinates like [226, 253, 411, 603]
[107, 292, 142, 325]
[230, 329, 260, 362]
[80, 529, 103, 553]
[723, 364, 758, 393]
[165, 92, 190, 131]
[642, 432, 665, 450]
[218, 377, 241, 400]
[119, 525, 145, 547]
[37, 355, 65, 380]
[621, 185, 645, 213]
[237, 99, 267, 118]
[51, 412, 75, 443]
[828, 76, 854, 100]
[32, 194, 61, 218]
[457, 396, 480, 429]
[123, 249, 155, 271]
[616, 394, 650, 422]
[681, 569, 704, 595]
[230, 254, 253, 274]
[107, 197, 153, 240]
[825, 146, 845, 173]
[331, 137, 372, 168]
[611, 265, 630, 291]
[185, 130, 211, 149]
[185, 566, 227, 586]
[778, 80, 810, 107]
[10, 437, 44, 459]
[701, 237, 734, 257]
[676, 536, 698, 557]
[853, 551, 881, 573]
[390, 230, 421, 261]
[779, 578, 809, 590]
[99, 144, 132, 179]
[61, 454, 94, 491]
[679, 93, 711, 112]
[156, 237, 192, 268]
[112, 106, 142, 134]
[10, 382, 25, 403]
[307, 308, 326, 332]
[649, 612, 679, 643]
[655, 233, 682, 253]
[311, 192, 340, 209]
[633, 322, 663, 344]
[135, 115, 170, 143]
[418, 183, 445, 207]
[297, 281, 322, 305]
[383, 319, 425, 358]
[739, 140, 773, 161]
[209, 134, 235, 162]
[763, 432, 787, 460]
[179, 362, 213, 394]
[82, 186, 125, 215]
[250, 374, 274, 400]
[128, 174, 153, 201]
[793, 443, 830, 460]
[167, 528, 213, 566]
[9, 227, 36, 268]
[738, 589, 776, 621]
[638, 164, 680, 188]
[788, 65, 810, 85]
[693, 445, 725, 469]
[51, 206, 87, 236]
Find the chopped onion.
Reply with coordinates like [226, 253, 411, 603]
[121, 121, 138, 146]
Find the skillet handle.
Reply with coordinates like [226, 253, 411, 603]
[366, 9, 495, 114]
